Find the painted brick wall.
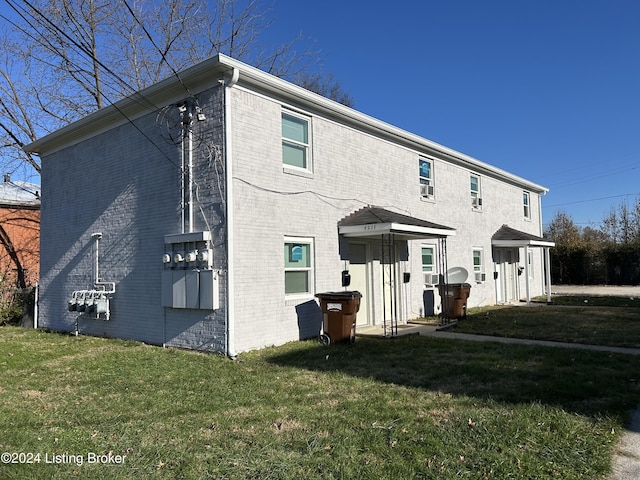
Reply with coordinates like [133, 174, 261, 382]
[39, 85, 229, 352]
[229, 87, 549, 352]
[39, 76, 549, 355]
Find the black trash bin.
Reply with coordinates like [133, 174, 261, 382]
[438, 283, 471, 319]
[315, 291, 362, 344]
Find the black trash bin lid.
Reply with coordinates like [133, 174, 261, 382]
[315, 291, 362, 299]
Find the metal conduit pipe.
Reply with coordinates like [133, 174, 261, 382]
[223, 67, 239, 359]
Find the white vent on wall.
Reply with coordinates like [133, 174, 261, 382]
[420, 184, 435, 198]
[472, 197, 483, 208]
[424, 273, 440, 285]
[475, 272, 486, 283]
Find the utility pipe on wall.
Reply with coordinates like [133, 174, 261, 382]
[91, 232, 116, 294]
[180, 103, 195, 233]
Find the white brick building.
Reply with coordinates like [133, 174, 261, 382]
[26, 54, 553, 355]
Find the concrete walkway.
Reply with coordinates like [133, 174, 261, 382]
[357, 322, 640, 479]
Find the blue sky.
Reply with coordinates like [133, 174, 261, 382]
[1, 1, 638, 229]
[264, 0, 640, 228]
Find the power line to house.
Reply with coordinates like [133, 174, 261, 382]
[1, 0, 198, 171]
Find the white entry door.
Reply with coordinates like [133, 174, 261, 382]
[495, 248, 518, 304]
[348, 243, 370, 326]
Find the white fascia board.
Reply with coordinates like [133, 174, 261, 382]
[24, 56, 231, 155]
[492, 239, 555, 248]
[215, 55, 549, 194]
[24, 52, 549, 194]
[339, 223, 456, 239]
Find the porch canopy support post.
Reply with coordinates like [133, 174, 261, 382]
[491, 225, 555, 305]
[544, 246, 552, 304]
[338, 206, 456, 334]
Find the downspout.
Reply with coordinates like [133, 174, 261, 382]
[33, 283, 38, 329]
[222, 67, 239, 359]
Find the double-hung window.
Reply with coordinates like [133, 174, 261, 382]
[284, 238, 313, 296]
[419, 158, 434, 198]
[523, 191, 531, 219]
[470, 174, 482, 210]
[422, 244, 438, 285]
[473, 248, 485, 283]
[282, 111, 310, 171]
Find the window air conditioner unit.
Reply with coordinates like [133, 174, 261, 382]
[472, 196, 483, 208]
[424, 273, 440, 285]
[475, 272, 486, 283]
[420, 184, 435, 197]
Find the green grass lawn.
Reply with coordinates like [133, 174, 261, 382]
[453, 296, 640, 348]
[1, 325, 640, 479]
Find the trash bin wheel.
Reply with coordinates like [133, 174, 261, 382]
[349, 324, 356, 344]
[319, 333, 331, 346]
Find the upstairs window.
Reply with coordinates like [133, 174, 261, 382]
[419, 158, 434, 198]
[470, 174, 482, 210]
[523, 191, 531, 219]
[282, 112, 310, 170]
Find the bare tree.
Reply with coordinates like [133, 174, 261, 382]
[601, 199, 639, 246]
[0, 0, 351, 295]
[1, 0, 350, 178]
[294, 71, 354, 108]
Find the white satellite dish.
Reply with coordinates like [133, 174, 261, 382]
[446, 267, 469, 284]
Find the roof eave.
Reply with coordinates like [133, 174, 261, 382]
[24, 54, 549, 193]
[24, 54, 232, 155]
[492, 239, 555, 247]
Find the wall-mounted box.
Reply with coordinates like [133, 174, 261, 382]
[172, 270, 186, 308]
[185, 271, 199, 309]
[199, 270, 220, 310]
[161, 269, 220, 310]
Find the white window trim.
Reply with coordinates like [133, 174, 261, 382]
[282, 110, 313, 174]
[419, 157, 435, 200]
[421, 243, 439, 286]
[473, 247, 485, 283]
[523, 191, 532, 220]
[470, 173, 482, 211]
[284, 236, 314, 299]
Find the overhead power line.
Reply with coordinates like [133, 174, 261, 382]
[121, 0, 194, 100]
[2, 0, 198, 171]
[543, 192, 640, 209]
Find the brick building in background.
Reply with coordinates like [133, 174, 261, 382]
[0, 175, 40, 288]
[0, 175, 40, 326]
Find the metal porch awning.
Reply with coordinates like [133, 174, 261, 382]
[491, 225, 555, 304]
[338, 206, 455, 337]
[338, 206, 456, 239]
[491, 224, 555, 248]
